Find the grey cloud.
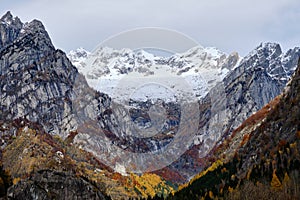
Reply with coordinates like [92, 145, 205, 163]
[0, 0, 299, 56]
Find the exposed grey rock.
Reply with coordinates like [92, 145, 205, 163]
[221, 52, 239, 70]
[0, 11, 23, 50]
[164, 42, 300, 182]
[7, 170, 109, 200]
[0, 12, 107, 139]
[0, 24, 76, 137]
[224, 42, 300, 131]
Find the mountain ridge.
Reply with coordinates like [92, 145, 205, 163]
[169, 58, 300, 199]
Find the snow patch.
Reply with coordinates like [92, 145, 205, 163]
[115, 163, 127, 176]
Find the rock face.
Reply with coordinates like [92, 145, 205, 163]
[235, 58, 300, 177]
[153, 43, 300, 182]
[171, 59, 300, 200]
[223, 42, 300, 133]
[0, 12, 116, 142]
[0, 11, 23, 49]
[0, 11, 90, 138]
[7, 170, 109, 200]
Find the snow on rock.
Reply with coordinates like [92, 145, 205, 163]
[68, 45, 242, 102]
[115, 163, 127, 176]
[67, 47, 90, 71]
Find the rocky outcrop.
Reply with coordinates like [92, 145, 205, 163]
[236, 58, 300, 176]
[0, 11, 23, 50]
[0, 12, 104, 138]
[7, 170, 109, 200]
[224, 42, 300, 132]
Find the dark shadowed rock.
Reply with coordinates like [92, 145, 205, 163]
[7, 170, 109, 200]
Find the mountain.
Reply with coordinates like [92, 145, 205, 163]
[169, 59, 300, 199]
[68, 42, 300, 183]
[68, 42, 299, 138]
[222, 42, 299, 134]
[67, 47, 90, 71]
[68, 42, 298, 103]
[1, 10, 300, 199]
[150, 43, 299, 183]
[0, 10, 80, 138]
[68, 45, 239, 99]
[0, 11, 175, 199]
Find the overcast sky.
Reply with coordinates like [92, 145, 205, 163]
[1, 0, 299, 56]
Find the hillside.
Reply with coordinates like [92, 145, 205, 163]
[170, 58, 300, 199]
[0, 11, 174, 199]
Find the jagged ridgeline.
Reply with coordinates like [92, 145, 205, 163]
[1, 10, 300, 200]
[68, 35, 300, 184]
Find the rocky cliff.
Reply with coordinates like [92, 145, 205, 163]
[0, 11, 174, 199]
[67, 41, 300, 182]
[0, 11, 78, 138]
[170, 58, 300, 199]
[154, 42, 300, 182]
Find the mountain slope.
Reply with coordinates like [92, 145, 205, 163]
[0, 12, 174, 199]
[153, 42, 300, 183]
[67, 41, 300, 184]
[170, 58, 300, 199]
[0, 11, 78, 138]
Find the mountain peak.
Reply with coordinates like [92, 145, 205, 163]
[257, 42, 282, 57]
[1, 11, 13, 23]
[1, 11, 22, 26]
[28, 19, 45, 28]
[238, 42, 284, 73]
[0, 11, 23, 49]
[15, 19, 55, 51]
[22, 19, 47, 34]
[259, 42, 280, 48]
[67, 47, 90, 69]
[0, 11, 53, 51]
[69, 47, 90, 57]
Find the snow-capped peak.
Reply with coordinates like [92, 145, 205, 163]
[204, 47, 225, 58]
[67, 47, 90, 70]
[244, 42, 282, 62]
[68, 45, 242, 102]
[68, 47, 90, 60]
[175, 45, 225, 59]
[135, 49, 159, 61]
[236, 42, 300, 83]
